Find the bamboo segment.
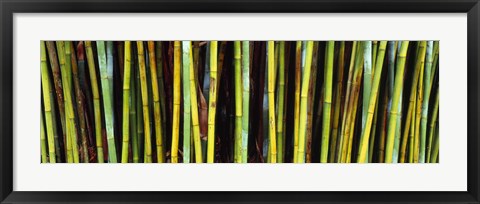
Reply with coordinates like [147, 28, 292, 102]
[234, 41, 243, 163]
[242, 41, 250, 163]
[385, 41, 409, 163]
[121, 41, 132, 163]
[320, 41, 335, 163]
[188, 41, 203, 163]
[297, 41, 314, 163]
[40, 109, 48, 163]
[171, 41, 181, 163]
[136, 41, 152, 163]
[147, 41, 165, 163]
[357, 41, 387, 163]
[85, 41, 105, 163]
[207, 41, 218, 163]
[41, 41, 56, 163]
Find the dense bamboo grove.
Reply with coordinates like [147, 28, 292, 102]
[40, 41, 440, 163]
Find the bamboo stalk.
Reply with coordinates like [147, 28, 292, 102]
[46, 41, 67, 156]
[330, 41, 345, 162]
[242, 41, 250, 163]
[234, 41, 243, 163]
[85, 41, 105, 163]
[129, 45, 139, 163]
[41, 41, 56, 163]
[207, 41, 218, 163]
[357, 41, 387, 162]
[57, 41, 79, 163]
[267, 41, 278, 163]
[155, 42, 167, 147]
[275, 41, 286, 163]
[293, 41, 302, 163]
[385, 41, 409, 163]
[297, 41, 314, 163]
[182, 41, 192, 163]
[147, 41, 165, 163]
[171, 41, 181, 163]
[362, 41, 373, 134]
[320, 41, 335, 162]
[305, 42, 319, 163]
[426, 87, 439, 163]
[136, 41, 152, 163]
[121, 41, 132, 163]
[96, 41, 117, 163]
[70, 42, 89, 163]
[419, 41, 434, 163]
[188, 41, 203, 163]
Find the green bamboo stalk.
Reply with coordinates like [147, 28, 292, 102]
[41, 41, 56, 163]
[136, 41, 152, 163]
[430, 41, 439, 84]
[182, 41, 192, 163]
[293, 41, 302, 163]
[129, 45, 139, 163]
[96, 41, 117, 163]
[242, 41, 250, 163]
[85, 41, 104, 163]
[275, 41, 286, 163]
[297, 41, 314, 163]
[426, 87, 439, 163]
[320, 41, 335, 162]
[147, 41, 165, 163]
[234, 41, 243, 163]
[399, 42, 427, 163]
[121, 41, 132, 163]
[357, 41, 387, 162]
[188, 41, 203, 163]
[419, 41, 434, 163]
[330, 41, 345, 162]
[431, 122, 440, 163]
[408, 90, 417, 163]
[207, 41, 218, 163]
[57, 41, 78, 163]
[171, 41, 181, 163]
[385, 41, 409, 163]
[413, 53, 425, 163]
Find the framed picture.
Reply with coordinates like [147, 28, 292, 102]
[1, 0, 479, 203]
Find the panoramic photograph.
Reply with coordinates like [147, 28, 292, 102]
[40, 40, 439, 163]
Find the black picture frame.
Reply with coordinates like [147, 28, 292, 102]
[1, 0, 479, 203]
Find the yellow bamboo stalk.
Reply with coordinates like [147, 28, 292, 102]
[207, 41, 218, 163]
[188, 41, 203, 163]
[136, 41, 152, 163]
[147, 41, 165, 163]
[172, 41, 181, 163]
[267, 41, 277, 163]
[297, 41, 314, 163]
